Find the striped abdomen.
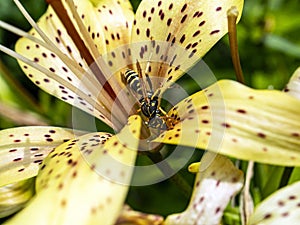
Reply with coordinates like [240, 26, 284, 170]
[124, 69, 142, 95]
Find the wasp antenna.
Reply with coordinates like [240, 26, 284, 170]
[145, 74, 153, 91]
[144, 53, 154, 92]
[136, 60, 142, 78]
[136, 60, 149, 102]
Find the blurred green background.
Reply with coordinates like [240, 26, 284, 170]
[0, 0, 300, 223]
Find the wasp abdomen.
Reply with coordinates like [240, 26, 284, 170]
[124, 69, 142, 95]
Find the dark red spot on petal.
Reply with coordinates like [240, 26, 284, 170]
[278, 201, 285, 206]
[210, 30, 220, 35]
[257, 133, 266, 138]
[289, 195, 297, 200]
[221, 123, 231, 128]
[237, 109, 247, 114]
[263, 213, 272, 219]
[181, 14, 188, 23]
[13, 158, 22, 162]
[181, 4, 187, 12]
[215, 207, 221, 214]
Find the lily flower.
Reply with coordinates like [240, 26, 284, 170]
[0, 0, 300, 224]
[165, 152, 244, 225]
[245, 66, 300, 225]
[163, 66, 300, 225]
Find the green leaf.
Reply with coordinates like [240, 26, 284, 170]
[265, 34, 300, 58]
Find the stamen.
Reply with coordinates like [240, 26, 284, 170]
[0, 19, 112, 123]
[145, 53, 153, 91]
[46, 0, 116, 98]
[65, 0, 130, 121]
[11, 0, 128, 128]
[227, 6, 245, 84]
[0, 44, 121, 128]
[10, 1, 102, 97]
[47, 0, 129, 127]
[0, 20, 87, 81]
[13, 0, 59, 51]
[136, 60, 149, 103]
[65, 0, 101, 60]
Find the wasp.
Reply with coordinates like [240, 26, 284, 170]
[121, 62, 169, 131]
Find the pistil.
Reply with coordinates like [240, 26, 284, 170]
[227, 6, 245, 84]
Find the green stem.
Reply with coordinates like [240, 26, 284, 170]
[146, 150, 192, 199]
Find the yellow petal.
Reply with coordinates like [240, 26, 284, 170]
[0, 126, 83, 186]
[130, 0, 244, 92]
[5, 115, 141, 225]
[0, 179, 34, 218]
[15, 0, 134, 127]
[85, 0, 134, 53]
[248, 181, 300, 225]
[164, 152, 243, 225]
[154, 80, 300, 166]
[115, 205, 163, 225]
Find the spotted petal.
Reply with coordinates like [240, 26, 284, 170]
[0, 126, 83, 187]
[164, 152, 243, 225]
[248, 181, 300, 225]
[73, 0, 134, 54]
[15, 0, 134, 127]
[128, 0, 243, 93]
[4, 115, 141, 225]
[154, 80, 300, 166]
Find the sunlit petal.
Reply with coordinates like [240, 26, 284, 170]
[164, 152, 243, 225]
[155, 80, 300, 166]
[14, 0, 133, 127]
[248, 181, 300, 225]
[4, 115, 141, 225]
[82, 0, 134, 53]
[0, 126, 85, 187]
[130, 0, 243, 92]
